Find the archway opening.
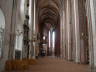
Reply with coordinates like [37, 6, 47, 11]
[0, 8, 5, 58]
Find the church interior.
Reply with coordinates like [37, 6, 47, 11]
[0, 0, 96, 72]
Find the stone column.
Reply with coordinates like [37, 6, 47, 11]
[62, 10, 66, 59]
[86, 0, 96, 71]
[32, 0, 37, 59]
[55, 20, 60, 57]
[0, 0, 15, 71]
[90, 0, 96, 68]
[60, 1, 66, 59]
[60, 10, 63, 58]
[28, 0, 33, 59]
[71, 0, 80, 63]
[65, 0, 72, 60]
[8, 0, 18, 60]
[78, 0, 89, 64]
[29, 0, 34, 58]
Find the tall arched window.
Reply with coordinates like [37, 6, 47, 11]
[0, 8, 5, 58]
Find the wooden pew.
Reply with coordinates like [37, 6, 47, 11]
[5, 59, 37, 71]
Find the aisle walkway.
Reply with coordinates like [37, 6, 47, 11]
[28, 57, 90, 72]
[13, 57, 90, 72]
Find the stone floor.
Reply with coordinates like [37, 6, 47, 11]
[12, 57, 90, 72]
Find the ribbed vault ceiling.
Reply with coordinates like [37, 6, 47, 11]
[36, 0, 63, 30]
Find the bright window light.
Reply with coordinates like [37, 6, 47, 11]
[49, 31, 51, 47]
[52, 31, 55, 48]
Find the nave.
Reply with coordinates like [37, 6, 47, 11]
[8, 57, 90, 72]
[0, 0, 96, 72]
